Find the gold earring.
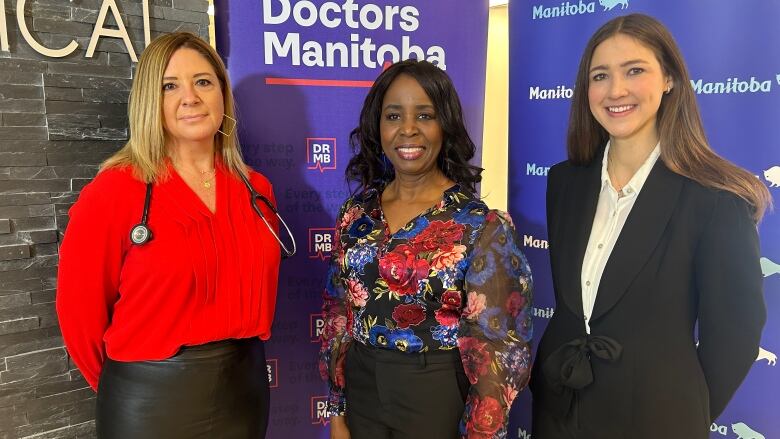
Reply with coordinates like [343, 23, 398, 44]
[218, 114, 237, 137]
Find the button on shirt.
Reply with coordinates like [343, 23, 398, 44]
[580, 142, 660, 333]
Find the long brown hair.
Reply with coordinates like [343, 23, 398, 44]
[567, 13, 771, 221]
[102, 32, 247, 182]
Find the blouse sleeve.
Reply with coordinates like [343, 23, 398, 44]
[318, 200, 351, 417]
[458, 210, 533, 438]
[56, 176, 127, 391]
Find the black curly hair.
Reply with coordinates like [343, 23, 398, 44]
[345, 59, 483, 194]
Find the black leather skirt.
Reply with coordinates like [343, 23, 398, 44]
[96, 338, 269, 439]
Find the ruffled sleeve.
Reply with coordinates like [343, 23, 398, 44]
[318, 199, 352, 417]
[56, 171, 130, 390]
[458, 210, 533, 438]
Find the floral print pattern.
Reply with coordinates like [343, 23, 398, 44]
[319, 185, 533, 438]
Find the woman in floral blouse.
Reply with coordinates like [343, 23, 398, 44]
[320, 59, 533, 439]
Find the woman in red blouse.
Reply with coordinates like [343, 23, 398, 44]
[56, 33, 281, 438]
[320, 60, 533, 439]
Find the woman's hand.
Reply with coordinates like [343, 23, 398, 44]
[330, 415, 351, 439]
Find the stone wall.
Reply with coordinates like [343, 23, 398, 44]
[0, 1, 210, 437]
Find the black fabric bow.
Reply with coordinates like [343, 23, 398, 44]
[541, 335, 623, 417]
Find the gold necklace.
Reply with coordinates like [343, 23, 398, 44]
[174, 162, 216, 190]
[199, 168, 216, 189]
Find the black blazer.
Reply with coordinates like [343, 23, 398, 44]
[530, 155, 766, 439]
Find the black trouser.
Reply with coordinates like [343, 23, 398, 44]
[345, 342, 470, 439]
[96, 338, 269, 439]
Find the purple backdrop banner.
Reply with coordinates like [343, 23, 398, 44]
[215, 1, 488, 437]
[508, 1, 780, 438]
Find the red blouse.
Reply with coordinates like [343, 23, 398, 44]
[56, 163, 281, 390]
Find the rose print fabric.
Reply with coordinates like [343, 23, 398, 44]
[319, 185, 533, 438]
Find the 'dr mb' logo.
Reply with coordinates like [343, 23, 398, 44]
[309, 228, 336, 260]
[310, 313, 325, 343]
[307, 138, 337, 172]
[266, 359, 278, 388]
[311, 396, 330, 425]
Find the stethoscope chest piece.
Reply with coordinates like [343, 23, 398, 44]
[130, 223, 152, 245]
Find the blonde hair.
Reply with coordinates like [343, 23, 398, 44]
[567, 14, 771, 222]
[102, 32, 247, 182]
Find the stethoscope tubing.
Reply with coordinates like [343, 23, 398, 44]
[131, 172, 296, 259]
[237, 171, 297, 259]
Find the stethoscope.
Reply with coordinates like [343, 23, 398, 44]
[129, 173, 297, 259]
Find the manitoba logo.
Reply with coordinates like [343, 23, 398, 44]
[307, 137, 336, 172]
[309, 228, 336, 260]
[529, 84, 573, 100]
[532, 0, 628, 20]
[310, 313, 325, 343]
[690, 76, 773, 95]
[311, 395, 330, 425]
[266, 359, 279, 388]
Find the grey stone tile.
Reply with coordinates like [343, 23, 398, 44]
[30, 289, 56, 305]
[0, 141, 47, 153]
[32, 19, 94, 38]
[0, 317, 38, 336]
[43, 73, 132, 90]
[9, 216, 57, 232]
[0, 220, 9, 234]
[0, 293, 32, 310]
[82, 88, 128, 103]
[0, 127, 47, 140]
[2, 113, 46, 127]
[47, 63, 131, 79]
[45, 101, 126, 116]
[22, 387, 94, 423]
[43, 140, 121, 153]
[108, 51, 132, 66]
[0, 152, 47, 166]
[0, 85, 43, 100]
[0, 179, 69, 193]
[0, 204, 54, 219]
[0, 327, 62, 358]
[32, 243, 58, 257]
[0, 193, 52, 207]
[47, 114, 101, 130]
[43, 87, 84, 102]
[0, 59, 47, 73]
[0, 72, 43, 86]
[30, 4, 72, 21]
[0, 100, 45, 114]
[48, 127, 128, 141]
[98, 116, 126, 129]
[173, 0, 209, 12]
[0, 245, 31, 261]
[162, 6, 204, 23]
[0, 264, 57, 283]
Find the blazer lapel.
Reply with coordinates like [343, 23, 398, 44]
[556, 156, 602, 319]
[590, 160, 683, 322]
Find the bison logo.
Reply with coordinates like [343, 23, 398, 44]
[764, 165, 780, 187]
[732, 422, 765, 439]
[756, 347, 777, 366]
[598, 0, 628, 11]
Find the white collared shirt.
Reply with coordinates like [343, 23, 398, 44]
[580, 141, 661, 333]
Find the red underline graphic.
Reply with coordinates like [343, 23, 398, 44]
[265, 77, 374, 88]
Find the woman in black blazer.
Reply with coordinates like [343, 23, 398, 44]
[530, 14, 771, 439]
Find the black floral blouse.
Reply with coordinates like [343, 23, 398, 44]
[319, 185, 533, 438]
